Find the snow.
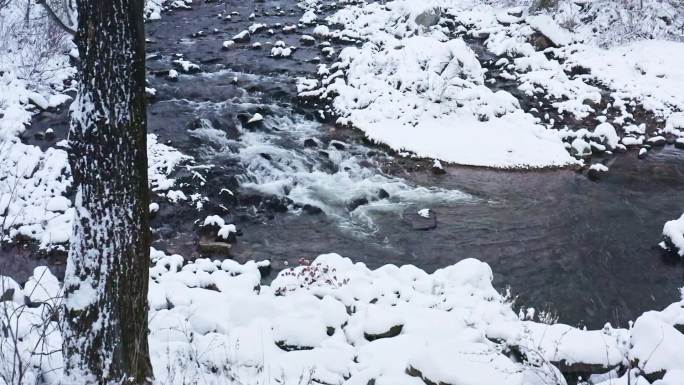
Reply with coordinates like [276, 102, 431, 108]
[271, 46, 293, 58]
[594, 122, 620, 149]
[527, 14, 574, 46]
[629, 303, 684, 378]
[300, 9, 317, 24]
[662, 213, 684, 257]
[567, 40, 684, 118]
[203, 215, 225, 227]
[217, 224, 237, 240]
[172, 58, 200, 73]
[248, 112, 264, 124]
[322, 32, 577, 168]
[149, 202, 160, 213]
[589, 163, 609, 172]
[5, 250, 684, 385]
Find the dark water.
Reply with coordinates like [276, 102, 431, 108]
[10, 0, 684, 329]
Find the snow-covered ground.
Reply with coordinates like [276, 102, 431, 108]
[298, 0, 684, 168]
[2, 250, 684, 385]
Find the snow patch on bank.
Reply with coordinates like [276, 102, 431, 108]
[332, 35, 575, 167]
[311, 1, 578, 168]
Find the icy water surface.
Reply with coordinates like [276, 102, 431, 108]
[15, 0, 684, 328]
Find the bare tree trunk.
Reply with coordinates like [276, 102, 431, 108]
[62, 0, 153, 384]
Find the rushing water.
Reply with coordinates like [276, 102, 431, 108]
[11, 0, 684, 329]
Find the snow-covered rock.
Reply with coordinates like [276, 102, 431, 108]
[662, 213, 684, 257]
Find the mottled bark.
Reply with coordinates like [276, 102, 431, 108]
[63, 0, 153, 384]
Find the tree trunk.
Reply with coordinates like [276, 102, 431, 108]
[62, 0, 153, 384]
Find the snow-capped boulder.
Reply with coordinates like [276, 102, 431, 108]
[527, 15, 574, 49]
[403, 206, 437, 230]
[587, 163, 609, 181]
[232, 30, 250, 43]
[414, 7, 441, 28]
[662, 214, 684, 257]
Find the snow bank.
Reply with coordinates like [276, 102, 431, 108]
[568, 40, 684, 117]
[301, 0, 684, 169]
[308, 1, 577, 168]
[4, 251, 684, 385]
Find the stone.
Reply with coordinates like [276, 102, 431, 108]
[44, 128, 56, 140]
[348, 197, 369, 211]
[377, 188, 390, 199]
[302, 204, 323, 215]
[529, 31, 556, 51]
[403, 208, 437, 231]
[414, 8, 441, 28]
[198, 240, 232, 256]
[364, 324, 403, 341]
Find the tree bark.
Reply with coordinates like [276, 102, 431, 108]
[62, 0, 153, 384]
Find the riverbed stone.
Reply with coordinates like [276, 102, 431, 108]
[198, 240, 232, 256]
[403, 208, 437, 231]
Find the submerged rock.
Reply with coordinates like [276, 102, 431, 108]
[198, 240, 232, 256]
[403, 207, 437, 230]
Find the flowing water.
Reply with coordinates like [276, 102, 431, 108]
[11, 0, 684, 328]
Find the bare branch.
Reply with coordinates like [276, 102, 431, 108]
[35, 0, 75, 37]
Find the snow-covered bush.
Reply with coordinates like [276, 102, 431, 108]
[552, 0, 684, 46]
[0, 0, 74, 137]
[0, 268, 63, 385]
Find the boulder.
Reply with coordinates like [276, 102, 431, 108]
[403, 208, 437, 230]
[530, 31, 555, 51]
[377, 188, 390, 200]
[364, 324, 403, 341]
[302, 204, 323, 215]
[415, 7, 441, 28]
[348, 197, 369, 211]
[198, 240, 232, 256]
[647, 136, 666, 146]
